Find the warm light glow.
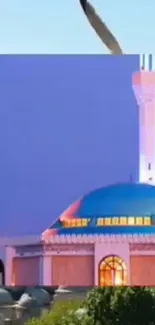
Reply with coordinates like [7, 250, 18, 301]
[12, 265, 16, 286]
[97, 216, 151, 226]
[105, 218, 111, 225]
[63, 218, 90, 227]
[99, 255, 128, 286]
[115, 275, 122, 286]
[41, 228, 57, 241]
[112, 217, 119, 225]
[136, 217, 143, 225]
[128, 217, 135, 225]
[144, 217, 151, 225]
[120, 217, 127, 225]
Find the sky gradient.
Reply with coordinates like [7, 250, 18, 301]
[0, 0, 154, 54]
[0, 55, 139, 236]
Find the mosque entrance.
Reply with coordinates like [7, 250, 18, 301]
[0, 260, 5, 285]
[99, 255, 128, 286]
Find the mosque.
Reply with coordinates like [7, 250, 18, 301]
[3, 54, 155, 286]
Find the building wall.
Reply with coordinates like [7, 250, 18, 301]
[52, 255, 94, 286]
[12, 256, 40, 285]
[130, 255, 155, 286]
[6, 239, 155, 286]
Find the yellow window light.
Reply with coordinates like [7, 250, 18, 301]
[120, 217, 127, 225]
[105, 218, 111, 225]
[112, 217, 119, 225]
[128, 217, 135, 225]
[135, 217, 143, 225]
[144, 216, 151, 225]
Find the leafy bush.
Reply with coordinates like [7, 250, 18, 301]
[82, 287, 115, 325]
[82, 286, 155, 325]
[112, 286, 155, 325]
[26, 298, 83, 325]
[27, 286, 155, 325]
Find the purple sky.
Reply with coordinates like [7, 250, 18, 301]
[0, 55, 139, 236]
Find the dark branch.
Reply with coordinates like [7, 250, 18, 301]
[80, 0, 87, 12]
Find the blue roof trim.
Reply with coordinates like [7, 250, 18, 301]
[49, 219, 63, 229]
[55, 225, 155, 235]
[89, 217, 97, 226]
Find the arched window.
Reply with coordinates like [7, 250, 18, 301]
[99, 255, 127, 286]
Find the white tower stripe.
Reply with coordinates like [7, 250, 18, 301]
[139, 54, 154, 71]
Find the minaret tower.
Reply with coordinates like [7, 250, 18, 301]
[132, 54, 155, 184]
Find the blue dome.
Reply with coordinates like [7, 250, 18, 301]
[76, 182, 155, 216]
[44, 183, 155, 237]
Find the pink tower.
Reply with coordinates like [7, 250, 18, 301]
[132, 54, 155, 184]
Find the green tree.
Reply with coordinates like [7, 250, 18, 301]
[83, 286, 155, 325]
[82, 287, 115, 325]
[112, 286, 155, 325]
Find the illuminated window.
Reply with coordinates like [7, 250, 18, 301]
[135, 217, 143, 225]
[63, 218, 89, 227]
[96, 216, 152, 227]
[82, 219, 88, 226]
[128, 217, 135, 225]
[97, 218, 104, 226]
[99, 255, 128, 286]
[105, 218, 111, 225]
[120, 217, 127, 225]
[63, 220, 68, 227]
[71, 219, 77, 227]
[77, 219, 82, 227]
[144, 217, 151, 225]
[63, 220, 73, 227]
[112, 217, 119, 225]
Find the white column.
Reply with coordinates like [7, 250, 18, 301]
[140, 100, 155, 184]
[41, 254, 52, 285]
[5, 246, 15, 285]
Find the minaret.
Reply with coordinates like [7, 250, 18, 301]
[132, 54, 155, 184]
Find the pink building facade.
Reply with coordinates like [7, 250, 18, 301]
[5, 226, 155, 286]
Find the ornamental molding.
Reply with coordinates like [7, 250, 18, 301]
[42, 233, 155, 244]
[43, 243, 94, 252]
[130, 243, 155, 251]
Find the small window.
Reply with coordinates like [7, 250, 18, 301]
[71, 219, 77, 227]
[65, 220, 70, 227]
[77, 219, 81, 227]
[120, 217, 127, 225]
[144, 217, 151, 225]
[128, 217, 135, 225]
[97, 218, 104, 226]
[105, 218, 111, 225]
[135, 217, 143, 225]
[112, 217, 119, 225]
[63, 220, 67, 227]
[82, 219, 88, 226]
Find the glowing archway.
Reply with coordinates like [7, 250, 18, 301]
[99, 255, 128, 286]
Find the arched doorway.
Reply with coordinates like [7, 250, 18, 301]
[0, 260, 5, 285]
[99, 255, 128, 286]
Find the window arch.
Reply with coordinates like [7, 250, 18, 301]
[99, 255, 128, 286]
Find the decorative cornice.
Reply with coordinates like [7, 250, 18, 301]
[42, 233, 155, 244]
[130, 243, 155, 251]
[43, 243, 94, 252]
